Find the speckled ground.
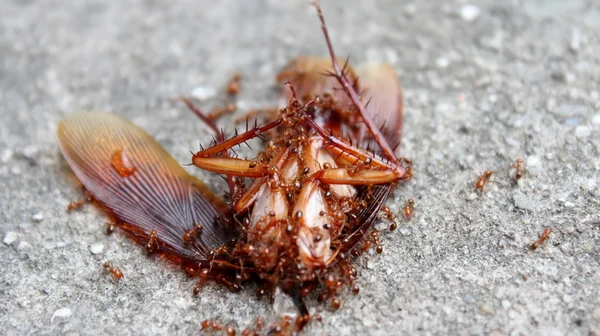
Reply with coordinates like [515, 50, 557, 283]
[1, 0, 599, 335]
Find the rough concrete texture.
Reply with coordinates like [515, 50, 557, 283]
[1, 0, 599, 335]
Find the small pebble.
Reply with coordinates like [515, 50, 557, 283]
[463, 294, 476, 304]
[480, 303, 494, 315]
[569, 28, 581, 52]
[22, 145, 39, 160]
[575, 125, 591, 139]
[190, 86, 216, 101]
[436, 57, 449, 68]
[459, 4, 481, 22]
[3, 232, 18, 245]
[89, 242, 104, 254]
[1, 149, 13, 163]
[592, 306, 600, 321]
[592, 113, 600, 125]
[32, 212, 44, 222]
[51, 307, 72, 323]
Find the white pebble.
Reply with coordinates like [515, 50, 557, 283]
[592, 113, 600, 125]
[190, 86, 216, 101]
[22, 145, 39, 159]
[527, 155, 541, 168]
[459, 5, 481, 22]
[436, 57, 450, 68]
[3, 232, 18, 245]
[1, 149, 13, 163]
[51, 307, 72, 323]
[575, 125, 591, 139]
[32, 212, 44, 222]
[89, 242, 104, 254]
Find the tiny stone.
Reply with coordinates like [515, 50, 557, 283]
[32, 212, 44, 222]
[190, 86, 216, 101]
[569, 28, 581, 52]
[51, 307, 72, 323]
[526, 155, 541, 174]
[436, 57, 449, 68]
[1, 149, 13, 163]
[17, 241, 31, 250]
[575, 125, 591, 139]
[564, 201, 575, 208]
[545, 153, 554, 160]
[501, 299, 511, 309]
[3, 232, 18, 245]
[459, 4, 481, 22]
[592, 113, 600, 125]
[22, 145, 39, 159]
[463, 294, 476, 304]
[480, 304, 494, 315]
[89, 242, 104, 254]
[10, 166, 21, 175]
[592, 306, 600, 321]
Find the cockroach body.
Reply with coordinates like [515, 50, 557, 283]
[56, 2, 410, 331]
[530, 228, 552, 250]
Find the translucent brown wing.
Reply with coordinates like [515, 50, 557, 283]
[57, 111, 236, 261]
[356, 63, 403, 150]
[277, 56, 358, 108]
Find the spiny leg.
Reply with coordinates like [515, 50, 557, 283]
[173, 96, 244, 199]
[312, 1, 399, 164]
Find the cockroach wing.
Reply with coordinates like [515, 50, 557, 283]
[277, 56, 358, 108]
[356, 63, 403, 150]
[57, 111, 236, 261]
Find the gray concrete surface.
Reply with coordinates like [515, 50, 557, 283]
[1, 0, 599, 335]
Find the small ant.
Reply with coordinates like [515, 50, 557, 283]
[511, 158, 524, 181]
[103, 262, 123, 283]
[403, 199, 415, 219]
[146, 230, 159, 253]
[475, 170, 493, 192]
[530, 228, 552, 250]
[227, 73, 241, 95]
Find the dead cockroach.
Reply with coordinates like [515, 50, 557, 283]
[103, 262, 123, 283]
[530, 228, 552, 250]
[475, 170, 493, 192]
[511, 158, 524, 181]
[56, 1, 409, 332]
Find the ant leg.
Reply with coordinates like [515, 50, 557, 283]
[312, 1, 398, 164]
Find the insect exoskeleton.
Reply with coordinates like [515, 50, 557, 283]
[56, 0, 411, 331]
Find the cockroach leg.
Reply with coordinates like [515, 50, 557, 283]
[103, 262, 124, 284]
[208, 103, 237, 121]
[315, 167, 403, 185]
[174, 96, 247, 198]
[193, 118, 282, 158]
[313, 0, 399, 164]
[475, 170, 493, 192]
[530, 228, 552, 250]
[302, 116, 407, 178]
